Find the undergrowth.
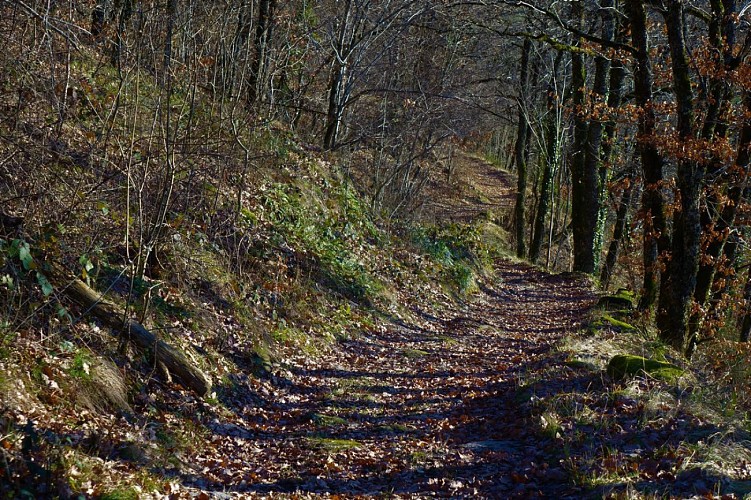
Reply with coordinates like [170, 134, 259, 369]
[410, 220, 506, 295]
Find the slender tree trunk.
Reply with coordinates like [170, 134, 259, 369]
[110, 0, 133, 69]
[323, 0, 355, 150]
[531, 51, 563, 264]
[656, 1, 703, 356]
[514, 38, 532, 259]
[249, 0, 276, 104]
[627, 0, 667, 311]
[704, 99, 751, 331]
[323, 60, 348, 150]
[228, 0, 254, 96]
[740, 263, 751, 342]
[138, 0, 178, 279]
[597, 57, 627, 288]
[597, 21, 627, 261]
[600, 172, 635, 290]
[163, 0, 177, 86]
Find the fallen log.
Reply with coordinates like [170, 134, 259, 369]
[46, 261, 212, 397]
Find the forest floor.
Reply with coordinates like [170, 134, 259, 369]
[8, 154, 751, 498]
[172, 154, 751, 498]
[183, 262, 596, 497]
[173, 154, 601, 497]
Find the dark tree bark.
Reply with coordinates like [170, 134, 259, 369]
[249, 0, 277, 104]
[323, 0, 357, 150]
[569, 0, 597, 273]
[110, 0, 133, 69]
[626, 0, 667, 311]
[597, 58, 628, 288]
[596, 11, 628, 272]
[514, 38, 532, 259]
[584, 0, 615, 273]
[91, 3, 106, 39]
[656, 0, 703, 355]
[220, 0, 253, 96]
[740, 263, 751, 342]
[163, 0, 177, 85]
[600, 171, 635, 289]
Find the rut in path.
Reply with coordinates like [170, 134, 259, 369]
[181, 155, 598, 497]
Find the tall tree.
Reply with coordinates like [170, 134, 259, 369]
[514, 38, 533, 259]
[626, 0, 667, 311]
[689, 0, 745, 340]
[530, 50, 563, 265]
[248, 0, 277, 105]
[583, 0, 615, 273]
[655, 0, 703, 354]
[598, 55, 629, 288]
[569, 0, 597, 273]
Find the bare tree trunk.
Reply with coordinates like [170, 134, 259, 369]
[111, 0, 133, 69]
[249, 0, 276, 104]
[530, 50, 562, 264]
[137, 0, 178, 279]
[569, 0, 596, 273]
[323, 0, 355, 150]
[584, 0, 615, 273]
[600, 168, 635, 290]
[323, 59, 346, 150]
[627, 0, 667, 311]
[740, 264, 751, 342]
[514, 38, 532, 259]
[656, 1, 703, 356]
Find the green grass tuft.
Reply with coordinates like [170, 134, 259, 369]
[308, 437, 361, 450]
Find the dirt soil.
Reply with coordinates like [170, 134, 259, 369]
[171, 153, 598, 498]
[421, 151, 516, 224]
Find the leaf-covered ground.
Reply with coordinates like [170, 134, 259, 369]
[6, 154, 751, 498]
[150, 155, 600, 497]
[173, 260, 596, 497]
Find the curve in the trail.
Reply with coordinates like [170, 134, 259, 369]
[180, 155, 598, 497]
[422, 151, 515, 223]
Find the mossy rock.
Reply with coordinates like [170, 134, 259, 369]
[599, 314, 636, 332]
[249, 347, 273, 377]
[597, 289, 635, 311]
[607, 354, 683, 382]
[725, 480, 751, 496]
[565, 358, 598, 371]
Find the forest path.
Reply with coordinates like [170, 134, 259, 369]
[421, 150, 515, 223]
[183, 154, 597, 497]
